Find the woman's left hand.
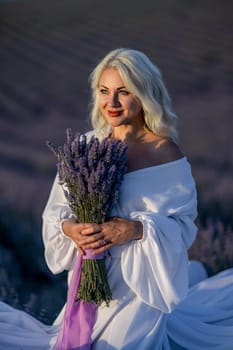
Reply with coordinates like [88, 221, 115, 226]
[77, 217, 143, 255]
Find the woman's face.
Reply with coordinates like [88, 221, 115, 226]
[97, 67, 143, 128]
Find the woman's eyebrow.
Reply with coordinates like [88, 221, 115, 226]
[99, 84, 127, 90]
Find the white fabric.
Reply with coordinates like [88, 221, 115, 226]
[1, 157, 233, 349]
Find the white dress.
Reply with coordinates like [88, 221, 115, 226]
[1, 157, 233, 350]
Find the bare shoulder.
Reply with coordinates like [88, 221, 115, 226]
[126, 133, 184, 172]
[153, 137, 184, 164]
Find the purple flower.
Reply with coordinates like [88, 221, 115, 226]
[47, 129, 128, 305]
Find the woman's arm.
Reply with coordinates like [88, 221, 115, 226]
[120, 211, 197, 313]
[42, 175, 77, 274]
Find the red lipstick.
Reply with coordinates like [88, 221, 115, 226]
[107, 110, 122, 117]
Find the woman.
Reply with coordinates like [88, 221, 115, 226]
[1, 48, 233, 349]
[42, 48, 233, 349]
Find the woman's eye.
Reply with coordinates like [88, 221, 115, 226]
[119, 90, 129, 96]
[99, 89, 108, 95]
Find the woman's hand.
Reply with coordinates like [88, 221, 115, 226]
[62, 217, 143, 255]
[76, 217, 143, 255]
[61, 219, 89, 255]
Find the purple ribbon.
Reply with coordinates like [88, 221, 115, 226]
[53, 251, 103, 350]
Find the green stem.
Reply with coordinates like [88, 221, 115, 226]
[77, 259, 112, 306]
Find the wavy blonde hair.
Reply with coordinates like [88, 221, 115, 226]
[89, 48, 178, 142]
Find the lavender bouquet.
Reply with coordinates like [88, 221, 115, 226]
[47, 129, 127, 306]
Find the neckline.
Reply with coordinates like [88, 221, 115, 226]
[125, 156, 187, 176]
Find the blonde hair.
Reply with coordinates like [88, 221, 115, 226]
[89, 48, 178, 142]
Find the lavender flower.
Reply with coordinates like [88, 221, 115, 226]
[188, 218, 233, 276]
[47, 129, 128, 304]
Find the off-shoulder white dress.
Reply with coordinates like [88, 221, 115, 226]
[1, 157, 233, 350]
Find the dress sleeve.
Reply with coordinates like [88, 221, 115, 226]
[121, 211, 197, 313]
[42, 174, 77, 274]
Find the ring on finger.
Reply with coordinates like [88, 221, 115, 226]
[102, 239, 111, 246]
[100, 239, 106, 246]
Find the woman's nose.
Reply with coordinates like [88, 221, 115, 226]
[108, 92, 120, 106]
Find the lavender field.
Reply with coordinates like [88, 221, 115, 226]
[0, 0, 232, 324]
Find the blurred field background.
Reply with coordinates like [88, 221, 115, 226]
[0, 0, 232, 324]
